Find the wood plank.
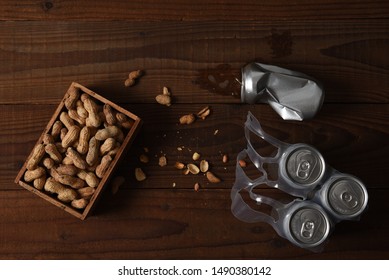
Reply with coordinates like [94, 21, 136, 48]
[0, 20, 388, 104]
[0, 1, 387, 21]
[3, 103, 388, 191]
[0, 188, 387, 259]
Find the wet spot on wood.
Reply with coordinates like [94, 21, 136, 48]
[42, 1, 54, 12]
[196, 64, 241, 98]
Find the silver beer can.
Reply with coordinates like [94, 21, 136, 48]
[324, 175, 368, 219]
[280, 144, 326, 188]
[287, 204, 331, 248]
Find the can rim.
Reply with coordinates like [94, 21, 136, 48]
[285, 202, 331, 248]
[323, 174, 368, 219]
[279, 144, 326, 189]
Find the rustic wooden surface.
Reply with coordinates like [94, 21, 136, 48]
[0, 1, 388, 259]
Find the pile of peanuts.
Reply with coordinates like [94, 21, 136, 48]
[23, 86, 134, 210]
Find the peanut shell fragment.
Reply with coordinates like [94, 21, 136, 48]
[135, 168, 146, 181]
[197, 106, 211, 120]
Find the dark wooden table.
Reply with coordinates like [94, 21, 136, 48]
[1, 1, 388, 259]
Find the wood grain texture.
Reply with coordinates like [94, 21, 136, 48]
[0, 188, 387, 259]
[0, 0, 388, 21]
[4, 103, 388, 192]
[0, 20, 388, 104]
[1, 0, 388, 261]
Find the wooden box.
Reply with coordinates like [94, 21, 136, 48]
[15, 82, 142, 220]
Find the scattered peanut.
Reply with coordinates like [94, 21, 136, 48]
[199, 160, 209, 173]
[155, 87, 172, 106]
[163, 86, 170, 96]
[124, 70, 142, 87]
[192, 152, 200, 161]
[158, 156, 167, 167]
[139, 154, 149, 163]
[196, 106, 211, 120]
[179, 114, 196, 125]
[135, 167, 146, 181]
[187, 163, 200, 175]
[206, 171, 221, 183]
[175, 162, 185, 169]
[222, 154, 228, 163]
[194, 182, 200, 192]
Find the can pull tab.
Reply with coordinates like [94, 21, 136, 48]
[340, 191, 359, 209]
[301, 220, 315, 239]
[295, 153, 317, 181]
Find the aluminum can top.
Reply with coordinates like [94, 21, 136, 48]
[284, 145, 325, 186]
[289, 207, 329, 247]
[327, 177, 367, 217]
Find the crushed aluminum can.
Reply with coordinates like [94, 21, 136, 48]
[241, 62, 325, 121]
[231, 112, 368, 251]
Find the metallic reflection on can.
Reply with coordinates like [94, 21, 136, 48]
[230, 112, 368, 252]
[289, 207, 330, 247]
[282, 144, 325, 187]
[327, 176, 368, 218]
